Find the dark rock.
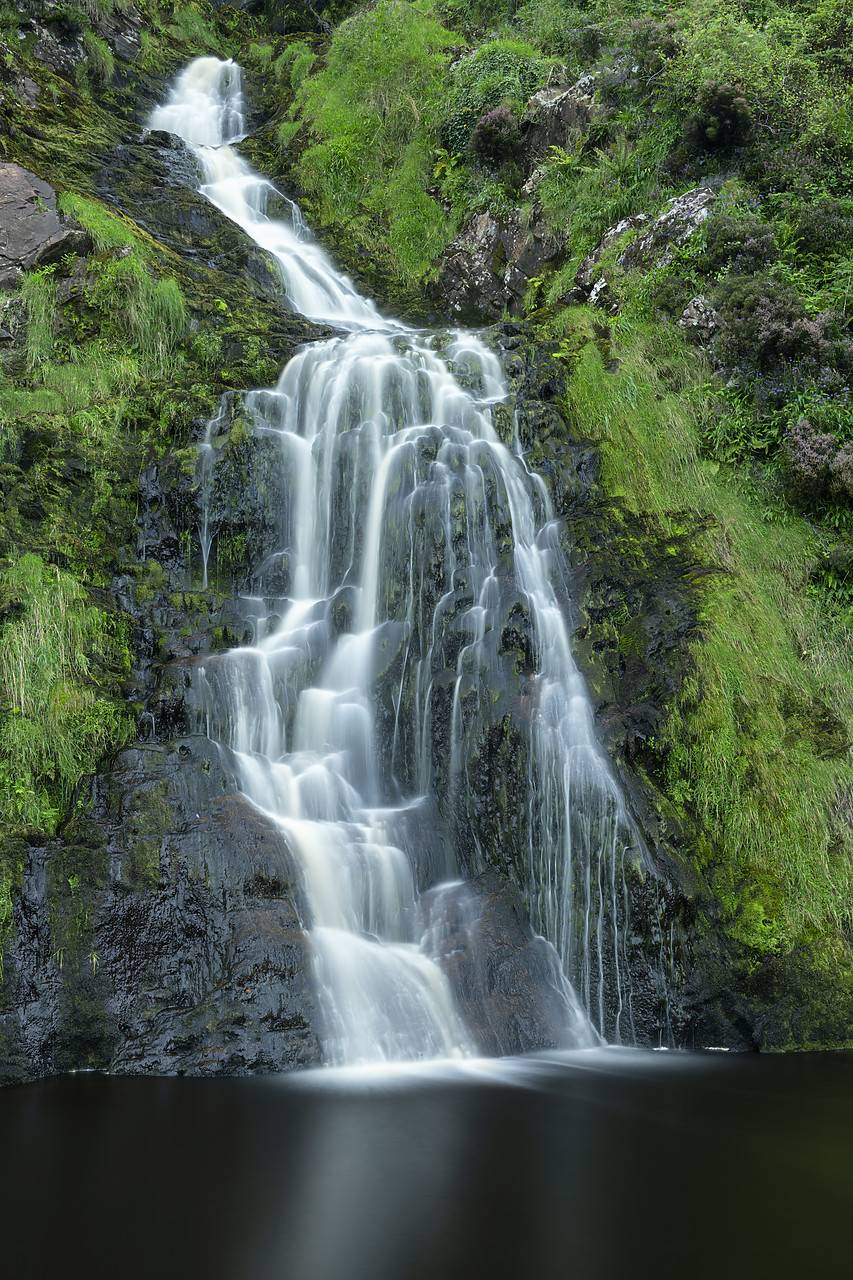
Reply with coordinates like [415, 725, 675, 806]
[0, 163, 83, 287]
[426, 872, 587, 1055]
[0, 738, 321, 1083]
[522, 78, 598, 171]
[440, 206, 562, 323]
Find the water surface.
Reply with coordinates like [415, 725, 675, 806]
[2, 1050, 850, 1279]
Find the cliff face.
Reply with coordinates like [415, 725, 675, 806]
[1, 0, 852, 1082]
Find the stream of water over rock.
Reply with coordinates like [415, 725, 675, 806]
[148, 57, 660, 1062]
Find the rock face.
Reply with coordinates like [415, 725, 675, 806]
[0, 737, 321, 1084]
[522, 78, 597, 168]
[440, 206, 562, 323]
[427, 873, 589, 1055]
[679, 294, 722, 343]
[0, 164, 86, 288]
[570, 186, 717, 312]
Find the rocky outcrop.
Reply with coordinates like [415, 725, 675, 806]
[521, 77, 597, 170]
[0, 163, 88, 288]
[0, 737, 321, 1084]
[440, 206, 562, 323]
[426, 873, 588, 1055]
[570, 186, 717, 312]
[678, 294, 722, 343]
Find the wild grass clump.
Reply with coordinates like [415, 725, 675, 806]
[20, 265, 57, 375]
[82, 30, 115, 88]
[0, 554, 133, 831]
[293, 0, 457, 283]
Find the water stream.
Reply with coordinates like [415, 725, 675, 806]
[148, 57, 656, 1062]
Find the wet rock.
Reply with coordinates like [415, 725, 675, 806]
[0, 163, 88, 288]
[570, 186, 717, 312]
[440, 206, 562, 323]
[426, 873, 584, 1055]
[0, 738, 321, 1084]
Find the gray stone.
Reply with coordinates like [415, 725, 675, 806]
[522, 78, 598, 171]
[570, 186, 717, 313]
[678, 294, 722, 343]
[0, 163, 82, 288]
[440, 205, 562, 323]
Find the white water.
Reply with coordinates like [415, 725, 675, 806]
[149, 58, 385, 328]
[149, 58, 657, 1061]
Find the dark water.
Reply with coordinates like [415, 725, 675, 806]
[1, 1050, 851, 1280]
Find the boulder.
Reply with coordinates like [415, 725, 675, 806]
[440, 205, 562, 323]
[0, 163, 86, 288]
[570, 186, 717, 312]
[522, 77, 597, 171]
[679, 294, 722, 343]
[423, 873, 593, 1055]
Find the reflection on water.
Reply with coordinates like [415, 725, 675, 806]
[2, 1051, 852, 1279]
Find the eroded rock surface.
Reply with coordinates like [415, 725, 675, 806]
[0, 163, 87, 287]
[522, 77, 597, 169]
[570, 186, 717, 312]
[0, 737, 321, 1084]
[440, 206, 562, 322]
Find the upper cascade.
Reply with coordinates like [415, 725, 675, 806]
[149, 57, 387, 329]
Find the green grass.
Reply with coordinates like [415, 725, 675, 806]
[560, 321, 853, 951]
[20, 266, 57, 375]
[82, 30, 115, 88]
[0, 554, 134, 831]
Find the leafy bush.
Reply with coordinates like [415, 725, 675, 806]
[469, 106, 520, 164]
[699, 214, 776, 276]
[686, 81, 751, 150]
[786, 417, 853, 507]
[21, 265, 57, 375]
[294, 0, 457, 282]
[82, 30, 115, 88]
[713, 274, 853, 393]
[789, 198, 853, 258]
[441, 38, 547, 155]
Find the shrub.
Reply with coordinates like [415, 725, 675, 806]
[441, 38, 547, 155]
[785, 417, 853, 507]
[0, 554, 132, 831]
[789, 198, 853, 258]
[712, 275, 853, 392]
[469, 107, 520, 165]
[21, 265, 57, 375]
[699, 214, 777, 276]
[686, 81, 751, 150]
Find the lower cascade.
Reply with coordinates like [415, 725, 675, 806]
[149, 57, 665, 1063]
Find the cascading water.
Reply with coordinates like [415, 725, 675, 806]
[149, 57, 660, 1061]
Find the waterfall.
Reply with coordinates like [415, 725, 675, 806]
[148, 57, 658, 1062]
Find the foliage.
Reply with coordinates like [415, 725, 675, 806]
[293, 0, 457, 282]
[469, 106, 520, 164]
[561, 325, 853, 951]
[82, 30, 116, 88]
[21, 266, 58, 375]
[685, 81, 752, 150]
[0, 555, 133, 831]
